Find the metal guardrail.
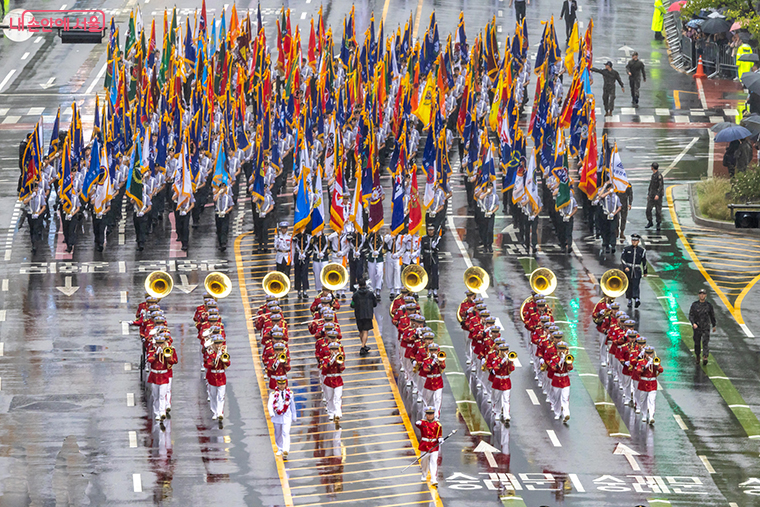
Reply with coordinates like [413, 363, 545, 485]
[728, 203, 760, 219]
[677, 37, 739, 79]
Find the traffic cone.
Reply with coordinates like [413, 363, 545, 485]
[693, 56, 707, 79]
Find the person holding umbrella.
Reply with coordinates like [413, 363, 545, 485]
[714, 125, 753, 177]
[736, 42, 755, 79]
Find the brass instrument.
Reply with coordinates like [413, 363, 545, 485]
[205, 272, 232, 299]
[145, 271, 174, 299]
[437, 350, 447, 361]
[335, 353, 345, 364]
[565, 354, 574, 365]
[463, 266, 490, 294]
[529, 268, 557, 296]
[277, 351, 288, 363]
[220, 347, 230, 364]
[508, 351, 518, 360]
[263, 271, 291, 298]
[163, 346, 174, 358]
[653, 356, 661, 366]
[402, 264, 428, 293]
[600, 269, 629, 299]
[320, 263, 348, 291]
[519, 296, 532, 323]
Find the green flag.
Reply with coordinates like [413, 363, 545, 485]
[125, 12, 136, 58]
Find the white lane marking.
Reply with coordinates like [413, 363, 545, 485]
[578, 373, 598, 377]
[740, 323, 754, 338]
[129, 431, 137, 447]
[595, 401, 615, 406]
[0, 343, 4, 356]
[446, 215, 488, 298]
[59, 4, 67, 9]
[707, 129, 715, 178]
[120, 290, 128, 303]
[569, 473, 585, 492]
[122, 321, 130, 335]
[119, 234, 125, 245]
[124, 362, 131, 371]
[699, 455, 716, 474]
[1, 69, 17, 92]
[546, 430, 561, 447]
[673, 414, 688, 430]
[2, 280, 7, 291]
[2, 116, 20, 124]
[127, 393, 135, 406]
[34, 36, 43, 44]
[6, 250, 12, 261]
[21, 52, 29, 61]
[300, 11, 306, 19]
[729, 404, 750, 409]
[729, 503, 739, 507]
[639, 115, 655, 123]
[709, 376, 729, 380]
[119, 261, 126, 273]
[512, 357, 522, 368]
[526, 389, 540, 405]
[133, 473, 142, 492]
[571, 242, 583, 258]
[0, 310, 6, 322]
[85, 63, 108, 95]
[28, 107, 44, 116]
[695, 77, 708, 110]
[661, 136, 698, 177]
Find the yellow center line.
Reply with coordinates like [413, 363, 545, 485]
[234, 233, 294, 507]
[674, 89, 681, 109]
[668, 185, 760, 326]
[413, 0, 425, 38]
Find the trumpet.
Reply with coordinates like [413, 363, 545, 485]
[163, 346, 174, 359]
[334, 353, 345, 364]
[277, 351, 288, 363]
[508, 351, 518, 360]
[220, 347, 230, 364]
[653, 356, 661, 366]
[565, 354, 574, 365]
[437, 350, 447, 361]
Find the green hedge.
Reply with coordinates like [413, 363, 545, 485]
[696, 166, 760, 221]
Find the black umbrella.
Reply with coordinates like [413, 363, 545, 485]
[711, 121, 736, 133]
[741, 115, 760, 135]
[741, 72, 760, 94]
[739, 53, 760, 63]
[701, 17, 732, 34]
[737, 31, 753, 42]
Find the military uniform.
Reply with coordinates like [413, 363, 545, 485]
[274, 223, 293, 277]
[420, 229, 440, 297]
[415, 409, 443, 485]
[366, 232, 385, 296]
[311, 233, 331, 292]
[645, 165, 664, 230]
[621, 235, 648, 307]
[591, 64, 625, 115]
[214, 187, 234, 252]
[293, 232, 312, 298]
[689, 293, 716, 363]
[268, 380, 297, 459]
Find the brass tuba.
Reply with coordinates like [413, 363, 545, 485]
[600, 269, 629, 298]
[145, 271, 174, 299]
[529, 268, 557, 296]
[320, 263, 348, 291]
[263, 271, 291, 298]
[402, 264, 428, 292]
[205, 272, 232, 299]
[463, 266, 490, 294]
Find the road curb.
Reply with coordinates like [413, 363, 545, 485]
[687, 182, 760, 236]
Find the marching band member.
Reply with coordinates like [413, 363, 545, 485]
[266, 342, 291, 389]
[311, 231, 331, 292]
[630, 336, 648, 410]
[401, 231, 421, 269]
[204, 336, 230, 421]
[293, 230, 312, 299]
[549, 341, 573, 423]
[321, 342, 346, 427]
[268, 378, 297, 460]
[415, 407, 443, 485]
[636, 346, 663, 425]
[619, 328, 638, 406]
[146, 334, 178, 423]
[421, 224, 441, 299]
[366, 230, 386, 297]
[384, 233, 404, 301]
[489, 342, 515, 425]
[421, 342, 446, 418]
[327, 228, 349, 299]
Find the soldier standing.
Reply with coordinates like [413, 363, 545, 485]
[348, 231, 366, 292]
[293, 230, 312, 299]
[311, 231, 331, 292]
[274, 222, 293, 277]
[625, 52, 647, 106]
[621, 233, 648, 308]
[268, 378, 297, 460]
[688, 289, 716, 366]
[366, 231, 386, 297]
[252, 185, 275, 253]
[421, 225, 441, 299]
[645, 162, 664, 232]
[415, 407, 443, 485]
[214, 184, 234, 252]
[384, 233, 404, 300]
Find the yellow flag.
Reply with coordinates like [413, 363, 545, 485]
[565, 22, 579, 76]
[489, 69, 504, 132]
[414, 77, 435, 127]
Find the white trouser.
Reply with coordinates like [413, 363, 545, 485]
[492, 388, 511, 418]
[274, 419, 292, 453]
[324, 384, 343, 418]
[547, 384, 556, 411]
[632, 380, 639, 403]
[368, 261, 384, 291]
[552, 385, 570, 418]
[385, 258, 401, 293]
[313, 260, 326, 291]
[150, 383, 169, 419]
[600, 341, 608, 365]
[167, 377, 172, 408]
[423, 388, 443, 418]
[620, 375, 632, 402]
[208, 384, 226, 417]
[637, 390, 656, 420]
[403, 356, 413, 382]
[420, 450, 439, 482]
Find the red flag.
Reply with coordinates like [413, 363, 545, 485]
[368, 162, 384, 232]
[308, 18, 317, 72]
[579, 108, 598, 199]
[408, 165, 422, 235]
[330, 155, 345, 232]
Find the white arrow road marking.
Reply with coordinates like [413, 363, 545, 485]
[56, 276, 79, 296]
[176, 274, 198, 294]
[614, 442, 641, 471]
[39, 77, 56, 89]
[473, 440, 501, 467]
[618, 45, 634, 56]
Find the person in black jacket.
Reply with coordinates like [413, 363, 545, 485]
[621, 234, 648, 308]
[591, 62, 625, 116]
[645, 162, 664, 231]
[688, 289, 716, 366]
[559, 0, 577, 42]
[351, 278, 377, 357]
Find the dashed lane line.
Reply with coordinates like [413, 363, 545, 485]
[673, 414, 689, 430]
[546, 430, 562, 447]
[122, 321, 129, 335]
[699, 455, 716, 474]
[128, 431, 137, 448]
[127, 393, 134, 406]
[526, 389, 540, 405]
[132, 473, 142, 492]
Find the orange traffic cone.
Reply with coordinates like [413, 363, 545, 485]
[694, 56, 707, 79]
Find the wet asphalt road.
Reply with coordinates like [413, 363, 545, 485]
[1, 0, 760, 505]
